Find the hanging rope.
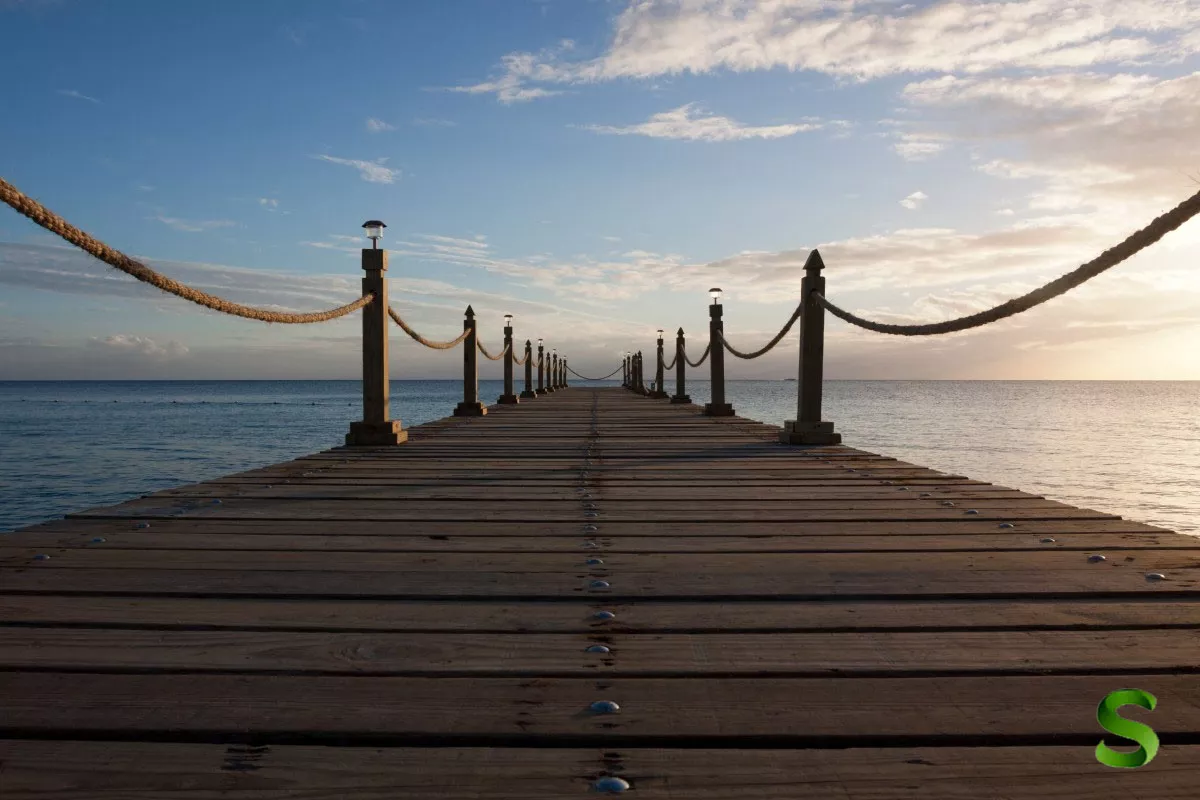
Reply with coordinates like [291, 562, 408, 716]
[718, 301, 804, 359]
[511, 348, 529, 366]
[566, 363, 624, 381]
[816, 187, 1200, 337]
[663, 353, 678, 370]
[0, 176, 374, 323]
[477, 338, 508, 361]
[683, 342, 711, 368]
[388, 307, 470, 349]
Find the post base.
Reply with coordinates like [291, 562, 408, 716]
[670, 395, 691, 404]
[345, 420, 408, 446]
[497, 394, 520, 405]
[650, 390, 669, 399]
[544, 387, 556, 394]
[536, 388, 548, 395]
[704, 403, 735, 417]
[453, 402, 488, 417]
[520, 390, 537, 399]
[779, 420, 842, 445]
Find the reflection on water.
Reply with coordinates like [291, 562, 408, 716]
[2, 380, 1197, 534]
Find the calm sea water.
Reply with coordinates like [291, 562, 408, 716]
[1, 380, 1197, 534]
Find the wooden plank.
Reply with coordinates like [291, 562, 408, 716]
[2, 740, 1197, 799]
[9, 596, 1200, 632]
[0, 672, 1185, 739]
[5, 628, 1200, 676]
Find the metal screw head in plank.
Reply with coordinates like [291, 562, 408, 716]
[583, 525, 598, 533]
[1040, 537, 1056, 543]
[965, 509, 979, 515]
[33, 554, 49, 560]
[897, 487, 909, 491]
[592, 610, 616, 621]
[999, 523, 1015, 529]
[1088, 554, 1106, 563]
[586, 558, 604, 566]
[589, 580, 611, 589]
[584, 541, 600, 549]
[90, 537, 107, 543]
[1146, 572, 1167, 581]
[919, 493, 932, 498]
[940, 501, 955, 507]
[211, 499, 222, 504]
[134, 522, 150, 529]
[882, 480, 894, 485]
[589, 700, 620, 714]
[586, 644, 612, 654]
[585, 511, 598, 518]
[592, 776, 630, 793]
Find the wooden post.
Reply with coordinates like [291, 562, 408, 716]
[637, 351, 647, 395]
[623, 356, 629, 388]
[346, 248, 407, 446]
[671, 327, 690, 404]
[704, 296, 735, 416]
[453, 305, 486, 417]
[520, 340, 536, 399]
[652, 332, 668, 398]
[546, 352, 558, 393]
[562, 358, 569, 388]
[536, 342, 547, 395]
[781, 250, 841, 444]
[498, 321, 518, 404]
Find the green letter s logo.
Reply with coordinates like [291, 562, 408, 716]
[1095, 689, 1159, 769]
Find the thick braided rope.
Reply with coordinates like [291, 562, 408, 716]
[718, 301, 803, 359]
[663, 353, 678, 370]
[683, 342, 711, 368]
[387, 307, 470, 349]
[477, 338, 509, 361]
[0, 176, 374, 323]
[511, 348, 529, 366]
[817, 187, 1200, 336]
[566, 364, 624, 381]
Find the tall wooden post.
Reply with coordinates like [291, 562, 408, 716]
[453, 305, 486, 417]
[704, 294, 734, 416]
[536, 342, 547, 395]
[637, 352, 647, 395]
[623, 356, 629, 388]
[498, 320, 518, 405]
[346, 247, 407, 446]
[671, 327, 690, 404]
[652, 332, 668, 398]
[546, 352, 558, 393]
[520, 340, 536, 399]
[562, 358, 569, 388]
[781, 250, 841, 444]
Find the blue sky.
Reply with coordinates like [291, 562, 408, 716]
[2, 0, 1199, 380]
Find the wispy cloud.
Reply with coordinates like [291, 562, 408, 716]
[579, 103, 821, 142]
[57, 89, 99, 104]
[366, 117, 395, 132]
[87, 334, 188, 359]
[150, 215, 237, 233]
[900, 191, 928, 210]
[312, 154, 400, 184]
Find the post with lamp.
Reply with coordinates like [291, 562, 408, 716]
[652, 329, 668, 398]
[498, 314, 518, 404]
[671, 327, 690, 404]
[453, 305, 486, 416]
[536, 339, 547, 395]
[546, 350, 558, 393]
[520, 339, 537, 399]
[346, 220, 407, 446]
[704, 287, 735, 416]
[780, 250, 842, 444]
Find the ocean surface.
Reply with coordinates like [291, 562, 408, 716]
[1, 380, 1197, 535]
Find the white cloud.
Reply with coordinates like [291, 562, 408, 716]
[366, 117, 395, 132]
[579, 103, 822, 142]
[57, 89, 99, 104]
[312, 154, 400, 183]
[87, 334, 188, 359]
[258, 198, 279, 210]
[900, 191, 928, 210]
[150, 215, 237, 233]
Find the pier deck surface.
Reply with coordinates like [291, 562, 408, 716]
[3, 387, 1199, 797]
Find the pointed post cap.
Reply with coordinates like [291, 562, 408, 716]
[677, 327, 685, 336]
[464, 304, 475, 318]
[804, 249, 825, 273]
[525, 339, 531, 346]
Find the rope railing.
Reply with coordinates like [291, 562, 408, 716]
[477, 338, 509, 361]
[817, 187, 1200, 337]
[683, 342, 711, 368]
[662, 353, 677, 371]
[511, 348, 529, 366]
[718, 301, 803, 359]
[567, 364, 624, 381]
[0, 176, 375, 323]
[387, 307, 470, 349]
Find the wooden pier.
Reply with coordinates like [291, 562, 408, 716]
[3, 387, 1200, 796]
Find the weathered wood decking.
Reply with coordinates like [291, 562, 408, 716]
[3, 386, 1200, 796]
